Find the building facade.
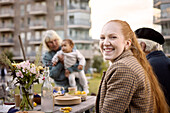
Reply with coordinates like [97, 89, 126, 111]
[153, 0, 170, 57]
[0, 0, 93, 70]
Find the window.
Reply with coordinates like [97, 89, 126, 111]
[27, 32, 31, 40]
[35, 31, 40, 40]
[20, 32, 25, 43]
[27, 4, 31, 12]
[20, 5, 25, 16]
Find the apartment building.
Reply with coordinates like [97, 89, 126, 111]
[0, 0, 93, 70]
[153, 0, 170, 57]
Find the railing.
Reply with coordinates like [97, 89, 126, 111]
[71, 36, 92, 41]
[69, 19, 90, 26]
[29, 21, 47, 27]
[30, 5, 47, 13]
[29, 37, 42, 41]
[0, 9, 14, 16]
[55, 21, 64, 27]
[0, 38, 13, 43]
[55, 6, 64, 12]
[153, 11, 170, 23]
[0, 24, 14, 29]
[154, 0, 170, 4]
[68, 5, 90, 11]
[0, 0, 14, 4]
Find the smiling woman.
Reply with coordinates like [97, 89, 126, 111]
[95, 20, 169, 113]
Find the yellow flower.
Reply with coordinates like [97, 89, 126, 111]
[12, 63, 18, 68]
[31, 64, 35, 67]
[38, 66, 44, 70]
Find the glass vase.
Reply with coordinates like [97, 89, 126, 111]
[20, 84, 34, 111]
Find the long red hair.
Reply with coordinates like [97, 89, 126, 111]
[107, 20, 169, 113]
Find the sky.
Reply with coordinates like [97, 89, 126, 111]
[89, 0, 160, 39]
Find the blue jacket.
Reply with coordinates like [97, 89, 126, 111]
[42, 47, 83, 91]
[147, 50, 170, 106]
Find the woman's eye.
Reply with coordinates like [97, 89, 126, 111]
[100, 37, 105, 40]
[111, 36, 116, 39]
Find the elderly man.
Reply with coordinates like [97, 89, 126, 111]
[135, 28, 170, 107]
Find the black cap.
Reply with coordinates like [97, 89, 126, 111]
[135, 28, 165, 45]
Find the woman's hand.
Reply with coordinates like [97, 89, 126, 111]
[58, 54, 64, 64]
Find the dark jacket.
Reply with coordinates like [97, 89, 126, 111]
[147, 50, 170, 106]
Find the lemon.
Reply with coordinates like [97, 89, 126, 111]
[75, 91, 81, 95]
[33, 102, 37, 107]
[63, 110, 70, 113]
[81, 91, 86, 94]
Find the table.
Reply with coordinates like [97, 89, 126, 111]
[35, 96, 96, 113]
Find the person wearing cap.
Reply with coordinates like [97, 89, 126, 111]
[135, 27, 170, 107]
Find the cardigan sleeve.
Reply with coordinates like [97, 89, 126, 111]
[42, 52, 65, 80]
[101, 63, 138, 112]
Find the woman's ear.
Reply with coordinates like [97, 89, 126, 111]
[125, 39, 132, 50]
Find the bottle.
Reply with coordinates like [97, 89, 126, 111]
[4, 80, 15, 105]
[41, 67, 54, 112]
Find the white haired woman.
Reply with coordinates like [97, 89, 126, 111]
[42, 30, 83, 91]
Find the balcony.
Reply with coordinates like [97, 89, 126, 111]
[0, 10, 14, 18]
[153, 12, 170, 24]
[0, 24, 14, 32]
[55, 21, 64, 28]
[0, 38, 14, 46]
[154, 0, 170, 8]
[70, 36, 92, 41]
[29, 37, 42, 45]
[68, 19, 91, 29]
[29, 21, 47, 30]
[68, 1, 90, 12]
[29, 5, 47, 15]
[0, 0, 14, 5]
[55, 6, 64, 13]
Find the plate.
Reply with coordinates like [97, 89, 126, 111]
[16, 111, 44, 113]
[55, 95, 80, 100]
[54, 96, 81, 105]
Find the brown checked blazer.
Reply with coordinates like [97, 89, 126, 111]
[96, 50, 154, 113]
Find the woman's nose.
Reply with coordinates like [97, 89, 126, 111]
[52, 40, 56, 45]
[103, 38, 110, 45]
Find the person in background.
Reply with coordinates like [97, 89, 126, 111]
[0, 65, 7, 83]
[135, 27, 170, 107]
[42, 30, 83, 91]
[52, 39, 89, 94]
[96, 20, 169, 113]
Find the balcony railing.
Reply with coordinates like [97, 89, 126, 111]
[29, 37, 42, 45]
[0, 10, 14, 18]
[0, 24, 14, 31]
[154, 0, 170, 4]
[153, 11, 170, 24]
[55, 21, 64, 27]
[68, 5, 90, 11]
[29, 21, 47, 30]
[55, 6, 64, 12]
[0, 38, 14, 46]
[70, 36, 92, 41]
[0, 0, 14, 4]
[69, 19, 90, 26]
[29, 5, 47, 15]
